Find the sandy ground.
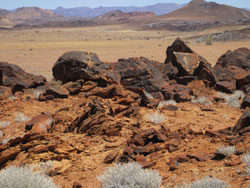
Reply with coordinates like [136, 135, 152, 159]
[0, 25, 250, 80]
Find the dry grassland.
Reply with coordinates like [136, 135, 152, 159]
[0, 25, 250, 80]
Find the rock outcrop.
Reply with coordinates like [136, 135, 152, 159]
[0, 62, 46, 93]
[52, 51, 110, 85]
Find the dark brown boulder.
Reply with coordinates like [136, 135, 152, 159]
[214, 66, 250, 93]
[63, 80, 85, 95]
[108, 57, 169, 100]
[164, 38, 209, 79]
[52, 51, 110, 84]
[0, 62, 46, 93]
[233, 110, 250, 135]
[215, 48, 250, 71]
[193, 61, 217, 88]
[36, 84, 69, 100]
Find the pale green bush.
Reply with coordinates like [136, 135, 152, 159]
[98, 162, 162, 188]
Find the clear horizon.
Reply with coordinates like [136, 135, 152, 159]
[0, 0, 249, 10]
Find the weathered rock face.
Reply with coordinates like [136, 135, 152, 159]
[108, 57, 169, 100]
[214, 48, 250, 93]
[52, 51, 110, 85]
[35, 84, 69, 100]
[25, 113, 53, 133]
[0, 62, 46, 93]
[65, 100, 122, 136]
[164, 38, 206, 78]
[215, 48, 250, 71]
[233, 110, 250, 135]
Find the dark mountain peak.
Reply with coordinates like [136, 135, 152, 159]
[189, 0, 206, 5]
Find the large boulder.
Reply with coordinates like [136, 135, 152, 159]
[164, 38, 210, 79]
[0, 62, 46, 93]
[108, 57, 169, 100]
[215, 48, 250, 71]
[213, 48, 250, 93]
[52, 51, 110, 85]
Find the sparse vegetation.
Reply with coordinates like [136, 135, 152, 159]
[0, 121, 10, 129]
[242, 152, 250, 175]
[143, 90, 155, 100]
[189, 177, 231, 188]
[49, 79, 62, 86]
[217, 90, 245, 108]
[216, 146, 236, 158]
[98, 162, 162, 188]
[205, 36, 212, 45]
[33, 90, 44, 99]
[0, 135, 16, 144]
[157, 100, 177, 110]
[0, 166, 59, 188]
[15, 113, 31, 123]
[191, 96, 212, 105]
[0, 130, 3, 140]
[144, 111, 166, 125]
[29, 160, 54, 175]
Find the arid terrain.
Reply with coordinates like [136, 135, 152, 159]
[0, 0, 250, 188]
[0, 25, 250, 80]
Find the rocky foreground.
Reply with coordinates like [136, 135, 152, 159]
[0, 38, 249, 187]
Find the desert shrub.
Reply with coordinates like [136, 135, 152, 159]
[205, 36, 212, 45]
[0, 121, 10, 129]
[29, 160, 54, 175]
[8, 95, 17, 100]
[144, 111, 166, 125]
[242, 152, 250, 175]
[157, 100, 177, 110]
[15, 113, 30, 123]
[49, 79, 62, 86]
[0, 166, 59, 188]
[0, 135, 16, 144]
[143, 90, 155, 100]
[217, 91, 245, 108]
[0, 131, 3, 139]
[98, 162, 162, 188]
[216, 146, 236, 158]
[189, 177, 231, 188]
[33, 90, 44, 99]
[191, 96, 212, 105]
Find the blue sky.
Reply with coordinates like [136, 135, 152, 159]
[1, 0, 249, 10]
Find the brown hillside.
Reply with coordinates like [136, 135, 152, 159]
[0, 9, 9, 16]
[6, 7, 63, 24]
[160, 0, 250, 21]
[97, 10, 156, 22]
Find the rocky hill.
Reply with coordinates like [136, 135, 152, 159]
[6, 7, 64, 25]
[0, 38, 249, 187]
[97, 10, 156, 22]
[0, 9, 9, 16]
[144, 0, 250, 31]
[161, 0, 250, 21]
[54, 3, 184, 18]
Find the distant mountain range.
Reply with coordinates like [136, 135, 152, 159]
[53, 3, 185, 18]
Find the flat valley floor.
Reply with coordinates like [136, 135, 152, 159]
[1, 25, 250, 80]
